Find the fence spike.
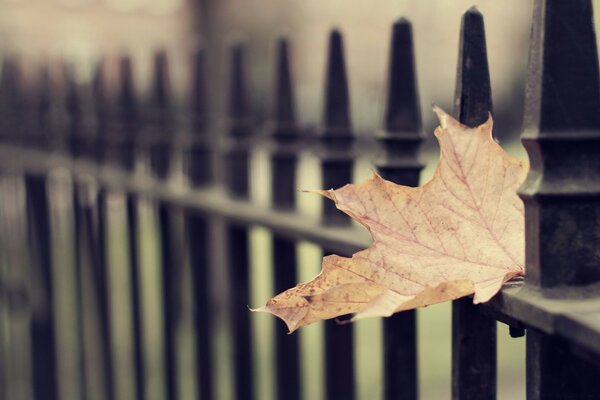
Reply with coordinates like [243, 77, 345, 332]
[319, 28, 356, 400]
[186, 45, 213, 186]
[92, 61, 108, 127]
[377, 18, 424, 186]
[525, 0, 600, 132]
[269, 36, 301, 400]
[271, 36, 299, 207]
[324, 29, 351, 131]
[274, 38, 296, 130]
[453, 6, 492, 127]
[65, 67, 81, 122]
[191, 46, 208, 132]
[109, 56, 138, 170]
[224, 40, 255, 400]
[228, 42, 249, 133]
[521, 0, 600, 397]
[521, 0, 600, 284]
[118, 56, 138, 127]
[384, 18, 421, 133]
[451, 8, 497, 400]
[35, 65, 52, 148]
[0, 58, 24, 143]
[378, 17, 422, 400]
[152, 50, 171, 128]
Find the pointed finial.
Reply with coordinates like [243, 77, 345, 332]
[228, 41, 248, 123]
[0, 58, 21, 100]
[384, 18, 421, 133]
[91, 60, 107, 122]
[191, 46, 208, 132]
[453, 7, 492, 127]
[519, 0, 600, 289]
[524, 0, 600, 132]
[0, 58, 24, 142]
[37, 65, 51, 117]
[118, 55, 137, 126]
[35, 65, 52, 147]
[324, 29, 351, 131]
[152, 49, 171, 127]
[273, 38, 296, 129]
[64, 65, 82, 122]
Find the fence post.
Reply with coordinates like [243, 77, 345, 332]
[64, 66, 84, 158]
[319, 29, 356, 400]
[520, 0, 600, 398]
[377, 18, 423, 400]
[7, 56, 60, 400]
[110, 55, 147, 400]
[0, 59, 24, 145]
[25, 175, 59, 400]
[224, 41, 255, 400]
[33, 66, 53, 149]
[270, 37, 301, 400]
[146, 50, 181, 400]
[91, 62, 107, 164]
[186, 46, 212, 186]
[450, 8, 497, 400]
[184, 45, 214, 400]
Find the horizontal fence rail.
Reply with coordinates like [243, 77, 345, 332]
[1, 1, 600, 400]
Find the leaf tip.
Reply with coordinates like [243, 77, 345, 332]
[432, 104, 450, 128]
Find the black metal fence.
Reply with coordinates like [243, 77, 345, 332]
[2, 0, 600, 399]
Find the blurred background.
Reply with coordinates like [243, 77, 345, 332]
[1, 0, 593, 399]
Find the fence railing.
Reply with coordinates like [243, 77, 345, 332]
[2, 0, 600, 399]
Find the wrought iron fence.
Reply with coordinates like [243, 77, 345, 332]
[1, 0, 600, 399]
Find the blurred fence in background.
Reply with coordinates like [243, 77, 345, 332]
[2, 1, 600, 400]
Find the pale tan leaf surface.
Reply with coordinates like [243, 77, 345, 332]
[256, 107, 528, 332]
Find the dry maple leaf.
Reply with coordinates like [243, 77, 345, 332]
[257, 106, 528, 332]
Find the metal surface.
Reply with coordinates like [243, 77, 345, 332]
[83, 186, 115, 400]
[185, 44, 214, 400]
[377, 18, 422, 400]
[185, 47, 212, 187]
[450, 8, 497, 400]
[112, 54, 147, 400]
[148, 51, 173, 180]
[25, 174, 58, 400]
[225, 42, 255, 400]
[144, 51, 181, 400]
[270, 38, 301, 400]
[126, 193, 145, 400]
[320, 30, 356, 400]
[518, 0, 600, 397]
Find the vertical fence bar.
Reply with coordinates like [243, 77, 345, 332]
[184, 46, 214, 400]
[92, 62, 108, 164]
[224, 42, 254, 400]
[72, 181, 89, 400]
[270, 38, 301, 400]
[65, 67, 84, 158]
[319, 29, 356, 400]
[11, 56, 59, 400]
[450, 8, 497, 400]
[25, 174, 58, 400]
[376, 18, 423, 400]
[113, 56, 146, 400]
[186, 47, 212, 186]
[80, 181, 115, 400]
[67, 61, 115, 398]
[149, 50, 174, 178]
[147, 50, 179, 400]
[520, 0, 600, 398]
[33, 66, 52, 150]
[0, 59, 24, 145]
